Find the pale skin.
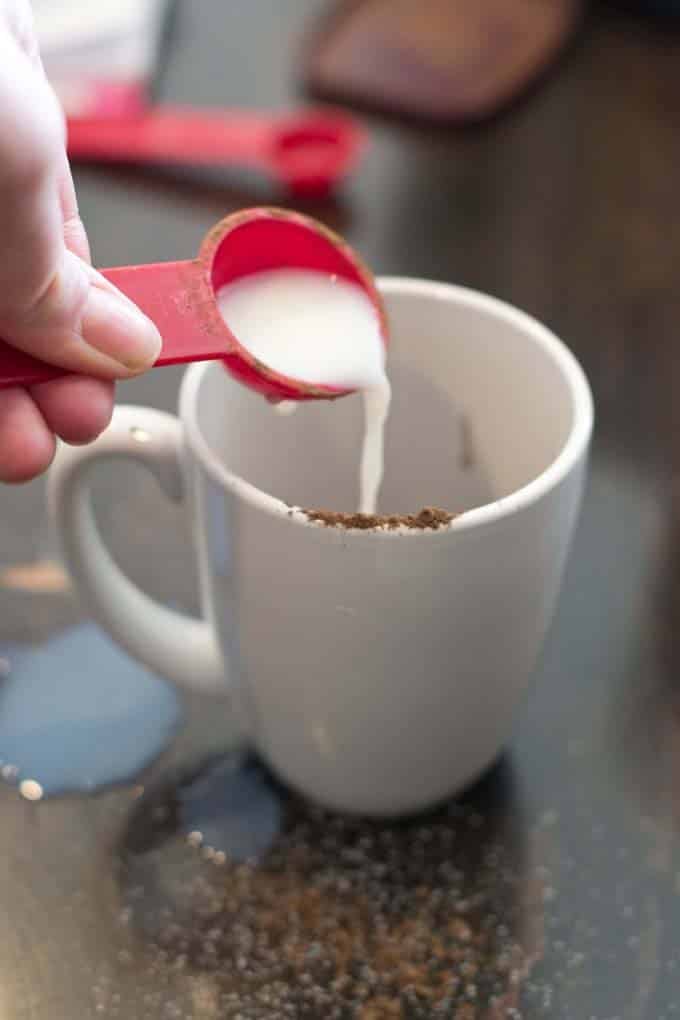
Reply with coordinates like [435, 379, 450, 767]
[0, 0, 161, 483]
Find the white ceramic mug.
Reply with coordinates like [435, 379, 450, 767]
[48, 278, 593, 816]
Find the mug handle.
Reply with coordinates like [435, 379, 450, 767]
[47, 405, 224, 694]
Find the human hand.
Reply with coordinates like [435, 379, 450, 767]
[0, 0, 161, 483]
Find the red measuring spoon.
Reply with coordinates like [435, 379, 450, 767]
[66, 108, 365, 196]
[0, 207, 388, 402]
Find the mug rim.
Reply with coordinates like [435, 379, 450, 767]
[179, 277, 594, 537]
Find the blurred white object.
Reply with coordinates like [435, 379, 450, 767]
[33, 0, 168, 115]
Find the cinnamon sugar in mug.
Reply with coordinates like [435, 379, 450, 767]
[48, 279, 593, 817]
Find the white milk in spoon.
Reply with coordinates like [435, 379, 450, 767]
[216, 269, 391, 514]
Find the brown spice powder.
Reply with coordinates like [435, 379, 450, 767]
[305, 506, 456, 531]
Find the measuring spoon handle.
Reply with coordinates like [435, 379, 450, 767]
[0, 261, 227, 390]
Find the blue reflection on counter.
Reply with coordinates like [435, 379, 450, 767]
[0, 623, 182, 797]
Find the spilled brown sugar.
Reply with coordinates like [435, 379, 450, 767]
[305, 506, 456, 531]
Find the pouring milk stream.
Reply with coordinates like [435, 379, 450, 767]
[217, 268, 391, 514]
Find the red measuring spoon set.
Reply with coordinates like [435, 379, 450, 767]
[66, 106, 365, 197]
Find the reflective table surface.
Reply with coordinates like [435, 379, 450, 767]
[2, 2, 680, 1017]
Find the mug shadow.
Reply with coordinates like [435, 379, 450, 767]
[117, 750, 544, 1016]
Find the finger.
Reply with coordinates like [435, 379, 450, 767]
[0, 386, 55, 483]
[6, 0, 91, 267]
[0, 28, 161, 378]
[1, 0, 39, 61]
[5, 0, 92, 268]
[30, 375, 114, 444]
[1, 253, 162, 379]
[0, 24, 67, 312]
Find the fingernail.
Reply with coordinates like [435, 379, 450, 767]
[81, 285, 162, 374]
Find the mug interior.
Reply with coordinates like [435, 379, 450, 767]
[192, 280, 584, 518]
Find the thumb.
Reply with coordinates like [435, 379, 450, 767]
[3, 249, 162, 379]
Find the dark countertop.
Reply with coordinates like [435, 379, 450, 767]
[3, 2, 680, 1017]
